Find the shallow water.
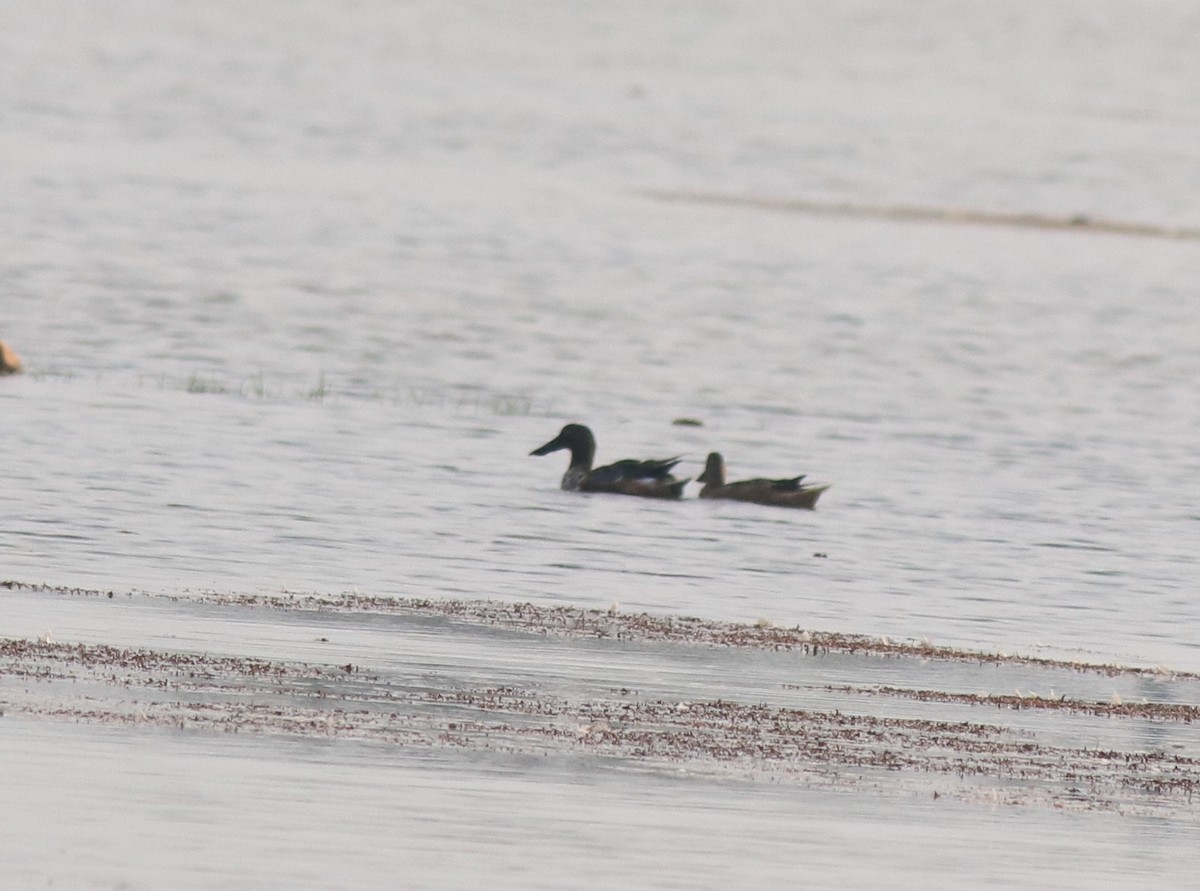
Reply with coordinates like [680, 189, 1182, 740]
[3, 0, 1200, 885]
[5, 584, 1200, 889]
[5, 719, 1199, 891]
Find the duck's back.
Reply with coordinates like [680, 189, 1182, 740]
[583, 457, 687, 498]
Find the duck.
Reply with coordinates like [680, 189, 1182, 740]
[696, 452, 829, 509]
[530, 424, 689, 499]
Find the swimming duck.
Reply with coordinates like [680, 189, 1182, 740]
[530, 424, 689, 498]
[696, 452, 829, 509]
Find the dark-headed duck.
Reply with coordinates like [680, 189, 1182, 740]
[696, 452, 829, 509]
[530, 424, 688, 499]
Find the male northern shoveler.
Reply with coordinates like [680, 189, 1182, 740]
[530, 424, 688, 499]
[696, 452, 829, 509]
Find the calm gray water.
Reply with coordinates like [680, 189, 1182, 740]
[3, 0, 1200, 886]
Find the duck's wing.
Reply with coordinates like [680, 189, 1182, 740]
[769, 475, 807, 492]
[718, 478, 781, 497]
[705, 478, 828, 507]
[774, 483, 830, 509]
[715, 474, 805, 494]
[604, 476, 690, 499]
[581, 457, 687, 498]
[699, 478, 768, 501]
[588, 457, 682, 486]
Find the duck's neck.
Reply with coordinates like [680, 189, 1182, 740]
[567, 441, 594, 473]
[561, 466, 588, 491]
[560, 443, 594, 490]
[698, 458, 725, 488]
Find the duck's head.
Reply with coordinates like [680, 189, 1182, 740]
[530, 424, 596, 465]
[696, 452, 726, 486]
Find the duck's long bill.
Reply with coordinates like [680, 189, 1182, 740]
[529, 435, 565, 456]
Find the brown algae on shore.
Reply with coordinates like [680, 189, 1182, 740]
[180, 587, 1196, 680]
[3, 579, 1199, 818]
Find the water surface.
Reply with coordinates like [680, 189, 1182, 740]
[3, 1, 1200, 886]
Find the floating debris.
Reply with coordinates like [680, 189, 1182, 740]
[0, 340, 22, 375]
[825, 684, 1200, 723]
[1, 579, 1192, 680]
[642, 190, 1200, 242]
[2, 636, 1198, 818]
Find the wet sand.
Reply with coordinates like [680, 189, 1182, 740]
[5, 580, 1198, 821]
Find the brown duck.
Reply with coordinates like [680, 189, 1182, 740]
[530, 424, 689, 499]
[696, 452, 829, 509]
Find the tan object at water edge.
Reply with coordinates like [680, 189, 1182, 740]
[0, 340, 23, 374]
